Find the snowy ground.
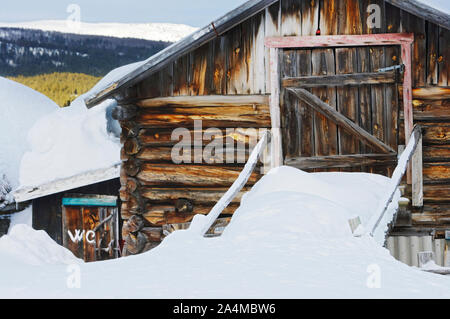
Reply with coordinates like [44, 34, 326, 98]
[1, 166, 450, 299]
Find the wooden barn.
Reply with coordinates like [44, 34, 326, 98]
[85, 0, 450, 257]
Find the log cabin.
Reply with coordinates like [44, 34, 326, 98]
[84, 0, 450, 260]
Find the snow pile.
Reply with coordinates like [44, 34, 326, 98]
[2, 166, 450, 298]
[0, 224, 79, 266]
[0, 20, 198, 43]
[18, 97, 121, 188]
[8, 205, 32, 228]
[0, 77, 58, 206]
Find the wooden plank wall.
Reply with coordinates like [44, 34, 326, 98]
[32, 179, 121, 245]
[116, 0, 450, 245]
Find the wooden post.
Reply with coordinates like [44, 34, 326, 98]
[401, 41, 414, 184]
[269, 47, 283, 168]
[412, 130, 423, 207]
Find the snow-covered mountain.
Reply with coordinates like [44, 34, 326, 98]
[0, 20, 198, 43]
[0, 21, 197, 77]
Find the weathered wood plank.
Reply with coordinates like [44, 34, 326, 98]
[369, 46, 386, 145]
[423, 163, 450, 182]
[319, 0, 338, 35]
[138, 127, 263, 146]
[356, 46, 372, 155]
[423, 145, 450, 162]
[137, 94, 269, 107]
[137, 164, 261, 187]
[135, 108, 271, 128]
[265, 33, 414, 48]
[280, 0, 301, 36]
[336, 47, 360, 155]
[412, 205, 450, 225]
[281, 49, 299, 158]
[427, 22, 439, 85]
[143, 205, 239, 226]
[173, 54, 190, 96]
[401, 10, 426, 87]
[252, 12, 266, 94]
[400, 99, 450, 121]
[141, 187, 248, 204]
[398, 87, 450, 100]
[438, 27, 450, 86]
[422, 124, 450, 145]
[269, 47, 283, 167]
[285, 153, 398, 169]
[265, 1, 280, 94]
[311, 48, 338, 157]
[287, 88, 395, 153]
[282, 71, 398, 87]
[137, 146, 250, 164]
[301, 0, 319, 36]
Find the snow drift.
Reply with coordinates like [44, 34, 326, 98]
[1, 166, 450, 298]
[0, 77, 58, 207]
[17, 67, 124, 189]
[18, 97, 121, 188]
[0, 224, 79, 266]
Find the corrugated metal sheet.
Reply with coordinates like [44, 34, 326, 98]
[386, 236, 448, 267]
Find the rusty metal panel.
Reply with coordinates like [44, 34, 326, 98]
[386, 235, 446, 267]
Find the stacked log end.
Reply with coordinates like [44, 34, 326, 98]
[114, 96, 270, 256]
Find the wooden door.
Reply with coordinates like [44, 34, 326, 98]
[62, 195, 119, 262]
[280, 45, 402, 176]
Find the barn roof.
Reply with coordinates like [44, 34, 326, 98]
[13, 164, 120, 203]
[85, 0, 450, 108]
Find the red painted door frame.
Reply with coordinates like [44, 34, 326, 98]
[265, 33, 414, 179]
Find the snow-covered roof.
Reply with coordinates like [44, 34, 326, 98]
[13, 76, 123, 202]
[0, 77, 59, 205]
[85, 0, 450, 108]
[13, 163, 120, 202]
[84, 0, 278, 107]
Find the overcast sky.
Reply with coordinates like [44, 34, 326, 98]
[0, 0, 248, 27]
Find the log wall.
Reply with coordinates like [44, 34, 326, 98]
[116, 0, 450, 254]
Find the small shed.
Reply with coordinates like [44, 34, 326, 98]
[84, 0, 450, 256]
[13, 165, 122, 255]
[62, 195, 119, 262]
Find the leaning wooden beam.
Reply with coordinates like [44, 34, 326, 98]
[265, 33, 414, 48]
[412, 132, 424, 207]
[282, 71, 397, 88]
[137, 95, 269, 107]
[285, 154, 398, 169]
[367, 125, 422, 237]
[200, 131, 269, 236]
[287, 88, 395, 154]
